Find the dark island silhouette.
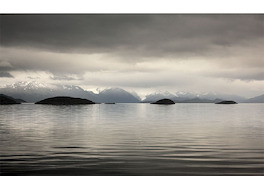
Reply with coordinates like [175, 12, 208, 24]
[35, 96, 95, 105]
[215, 100, 237, 104]
[0, 94, 21, 105]
[151, 98, 175, 105]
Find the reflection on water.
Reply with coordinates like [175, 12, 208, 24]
[0, 103, 264, 175]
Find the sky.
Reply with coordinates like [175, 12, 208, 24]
[0, 14, 263, 98]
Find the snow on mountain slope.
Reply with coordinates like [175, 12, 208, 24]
[0, 82, 141, 103]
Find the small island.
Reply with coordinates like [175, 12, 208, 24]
[35, 96, 95, 105]
[215, 100, 237, 104]
[151, 98, 175, 105]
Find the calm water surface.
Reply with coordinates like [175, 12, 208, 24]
[0, 103, 263, 175]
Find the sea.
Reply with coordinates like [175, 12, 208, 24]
[0, 103, 263, 176]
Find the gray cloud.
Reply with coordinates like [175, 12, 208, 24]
[206, 69, 264, 81]
[1, 15, 263, 58]
[50, 74, 83, 81]
[27, 76, 40, 79]
[0, 71, 13, 77]
[0, 60, 14, 77]
[0, 14, 263, 97]
[0, 15, 152, 53]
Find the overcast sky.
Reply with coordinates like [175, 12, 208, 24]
[0, 14, 263, 98]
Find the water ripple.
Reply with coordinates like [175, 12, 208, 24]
[1, 103, 263, 175]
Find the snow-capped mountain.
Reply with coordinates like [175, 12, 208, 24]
[98, 88, 140, 103]
[5, 81, 48, 90]
[0, 81, 141, 103]
[0, 81, 95, 102]
[0, 81, 251, 103]
[142, 91, 246, 103]
[244, 94, 264, 103]
[0, 81, 54, 102]
[195, 92, 246, 102]
[142, 91, 178, 103]
[174, 91, 198, 99]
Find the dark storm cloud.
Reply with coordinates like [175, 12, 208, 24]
[1, 14, 263, 58]
[0, 14, 263, 84]
[0, 72, 13, 77]
[0, 14, 152, 53]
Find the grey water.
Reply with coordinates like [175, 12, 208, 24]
[0, 103, 263, 176]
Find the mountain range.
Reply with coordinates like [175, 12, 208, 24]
[0, 94, 24, 104]
[0, 81, 263, 103]
[0, 81, 140, 103]
[243, 94, 264, 103]
[142, 91, 246, 103]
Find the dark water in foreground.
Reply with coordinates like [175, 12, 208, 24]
[0, 103, 263, 175]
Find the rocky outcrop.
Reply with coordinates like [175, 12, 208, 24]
[35, 96, 95, 105]
[151, 98, 175, 105]
[215, 100, 237, 104]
